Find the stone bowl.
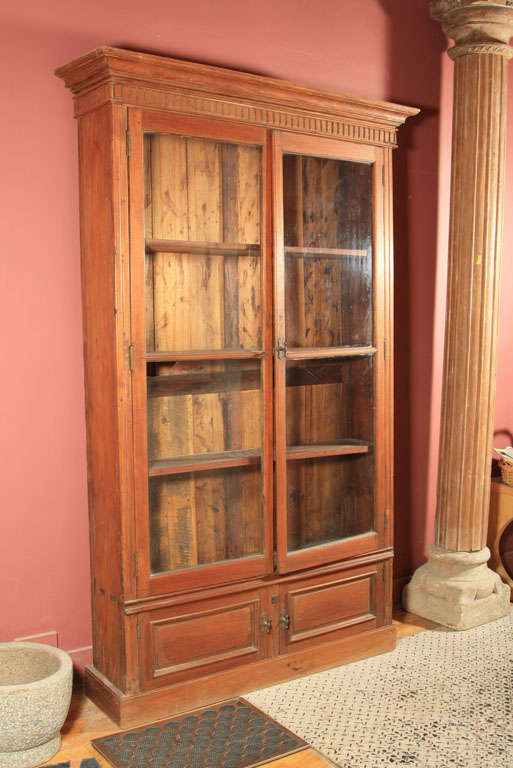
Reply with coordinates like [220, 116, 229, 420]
[0, 642, 73, 768]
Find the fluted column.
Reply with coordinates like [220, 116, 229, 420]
[404, 0, 513, 629]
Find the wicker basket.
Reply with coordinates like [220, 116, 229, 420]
[499, 459, 513, 487]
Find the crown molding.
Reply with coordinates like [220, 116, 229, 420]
[55, 46, 419, 148]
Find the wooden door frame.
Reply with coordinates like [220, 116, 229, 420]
[128, 109, 274, 598]
[271, 130, 391, 574]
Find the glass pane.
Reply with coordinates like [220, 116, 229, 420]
[287, 455, 374, 551]
[150, 466, 263, 573]
[147, 360, 262, 465]
[144, 134, 262, 352]
[286, 356, 373, 449]
[283, 153, 373, 347]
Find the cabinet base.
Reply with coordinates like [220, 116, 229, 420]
[85, 624, 396, 727]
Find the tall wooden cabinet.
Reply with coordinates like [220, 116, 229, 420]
[56, 47, 417, 725]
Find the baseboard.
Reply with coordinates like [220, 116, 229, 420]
[69, 646, 94, 688]
[86, 624, 396, 727]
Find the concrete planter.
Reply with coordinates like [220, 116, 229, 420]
[0, 642, 73, 768]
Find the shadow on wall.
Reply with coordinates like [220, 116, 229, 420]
[377, 0, 447, 597]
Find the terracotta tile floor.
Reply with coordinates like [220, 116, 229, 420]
[44, 611, 436, 768]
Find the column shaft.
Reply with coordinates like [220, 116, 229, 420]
[436, 51, 508, 552]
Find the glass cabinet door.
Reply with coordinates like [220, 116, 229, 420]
[273, 132, 387, 572]
[130, 113, 272, 594]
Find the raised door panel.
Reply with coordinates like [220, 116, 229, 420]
[140, 588, 271, 689]
[279, 564, 384, 655]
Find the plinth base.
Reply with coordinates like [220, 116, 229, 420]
[403, 544, 510, 630]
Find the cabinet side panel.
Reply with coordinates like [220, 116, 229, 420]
[79, 104, 125, 689]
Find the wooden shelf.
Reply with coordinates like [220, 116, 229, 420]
[146, 239, 261, 256]
[285, 346, 376, 360]
[285, 246, 367, 258]
[146, 350, 264, 362]
[149, 449, 261, 476]
[148, 368, 260, 397]
[286, 441, 370, 461]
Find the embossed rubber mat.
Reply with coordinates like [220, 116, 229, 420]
[91, 698, 308, 768]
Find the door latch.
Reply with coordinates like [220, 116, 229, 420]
[260, 614, 272, 634]
[279, 610, 290, 630]
[276, 338, 288, 359]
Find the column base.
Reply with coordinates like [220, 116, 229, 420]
[403, 543, 510, 630]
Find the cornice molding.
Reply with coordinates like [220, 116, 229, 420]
[55, 46, 418, 148]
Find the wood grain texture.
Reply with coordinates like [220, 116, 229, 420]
[55, 46, 418, 142]
[144, 133, 264, 572]
[85, 623, 395, 727]
[280, 566, 379, 654]
[284, 156, 373, 348]
[435, 50, 510, 551]
[57, 45, 409, 721]
[78, 103, 134, 692]
[147, 136, 262, 353]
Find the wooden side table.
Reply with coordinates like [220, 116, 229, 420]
[488, 479, 513, 597]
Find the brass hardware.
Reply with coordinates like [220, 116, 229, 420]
[261, 614, 272, 634]
[279, 610, 290, 630]
[126, 129, 131, 157]
[276, 338, 288, 359]
[129, 344, 135, 372]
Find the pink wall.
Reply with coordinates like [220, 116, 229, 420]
[496, 87, 513, 449]
[1, 0, 509, 658]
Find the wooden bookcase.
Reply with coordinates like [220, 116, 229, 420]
[56, 47, 418, 726]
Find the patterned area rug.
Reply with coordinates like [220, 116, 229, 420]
[247, 610, 513, 768]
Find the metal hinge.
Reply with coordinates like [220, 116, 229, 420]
[276, 338, 288, 359]
[273, 551, 277, 570]
[383, 339, 387, 361]
[382, 165, 385, 186]
[126, 129, 131, 157]
[279, 610, 290, 631]
[261, 614, 272, 634]
[129, 344, 135, 372]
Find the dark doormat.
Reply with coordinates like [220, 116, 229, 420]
[91, 698, 308, 768]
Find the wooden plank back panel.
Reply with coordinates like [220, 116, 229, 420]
[148, 466, 263, 572]
[146, 137, 262, 353]
[143, 132, 264, 575]
[283, 156, 373, 349]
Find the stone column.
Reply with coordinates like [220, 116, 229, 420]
[404, 0, 513, 630]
